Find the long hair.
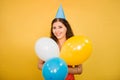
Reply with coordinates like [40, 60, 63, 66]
[50, 18, 74, 42]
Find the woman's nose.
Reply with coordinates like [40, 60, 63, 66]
[55, 28, 60, 32]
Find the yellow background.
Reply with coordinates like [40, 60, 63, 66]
[0, 0, 120, 80]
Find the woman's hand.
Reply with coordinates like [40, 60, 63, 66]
[38, 59, 44, 70]
[68, 64, 82, 74]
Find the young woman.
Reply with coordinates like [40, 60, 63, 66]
[38, 18, 82, 80]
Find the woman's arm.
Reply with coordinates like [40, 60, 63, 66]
[38, 59, 44, 70]
[38, 59, 82, 74]
[68, 64, 82, 74]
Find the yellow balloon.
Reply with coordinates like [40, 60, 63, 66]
[60, 36, 92, 65]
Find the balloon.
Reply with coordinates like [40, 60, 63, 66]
[35, 37, 60, 61]
[42, 57, 68, 80]
[60, 36, 92, 65]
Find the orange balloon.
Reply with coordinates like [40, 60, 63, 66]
[60, 36, 92, 65]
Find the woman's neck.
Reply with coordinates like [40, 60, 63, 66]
[57, 38, 66, 50]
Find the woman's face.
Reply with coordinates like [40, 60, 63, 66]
[52, 21, 67, 40]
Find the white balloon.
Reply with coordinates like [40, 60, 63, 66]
[35, 37, 60, 61]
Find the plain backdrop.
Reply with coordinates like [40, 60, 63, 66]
[0, 0, 120, 80]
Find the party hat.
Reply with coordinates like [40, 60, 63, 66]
[55, 4, 66, 19]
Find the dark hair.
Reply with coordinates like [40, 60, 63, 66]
[50, 18, 74, 42]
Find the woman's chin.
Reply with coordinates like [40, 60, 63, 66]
[56, 36, 62, 40]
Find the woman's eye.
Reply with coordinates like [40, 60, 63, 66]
[59, 26, 62, 28]
[53, 27, 56, 29]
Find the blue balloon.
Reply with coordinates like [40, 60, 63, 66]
[42, 57, 68, 80]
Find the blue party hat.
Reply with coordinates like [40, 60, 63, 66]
[55, 4, 66, 19]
